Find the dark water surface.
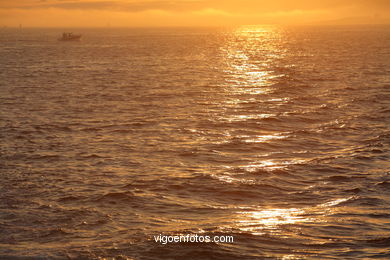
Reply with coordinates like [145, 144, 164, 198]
[0, 26, 390, 259]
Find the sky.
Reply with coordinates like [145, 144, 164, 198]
[0, 0, 390, 27]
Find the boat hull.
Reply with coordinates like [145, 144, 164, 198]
[58, 35, 82, 41]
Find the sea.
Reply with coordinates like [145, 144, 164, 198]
[0, 25, 389, 259]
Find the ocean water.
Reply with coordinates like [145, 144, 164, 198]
[0, 26, 389, 259]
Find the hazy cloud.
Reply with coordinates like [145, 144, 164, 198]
[0, 0, 204, 12]
[0, 0, 389, 15]
[0, 0, 389, 27]
[0, 0, 388, 13]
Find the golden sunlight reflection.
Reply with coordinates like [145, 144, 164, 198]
[238, 208, 308, 235]
[234, 197, 355, 236]
[211, 25, 302, 191]
[241, 133, 288, 143]
[213, 158, 308, 185]
[220, 25, 284, 96]
[281, 255, 306, 260]
[220, 113, 276, 122]
[242, 160, 287, 171]
[239, 158, 307, 172]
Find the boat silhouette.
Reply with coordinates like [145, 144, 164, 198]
[58, 32, 81, 41]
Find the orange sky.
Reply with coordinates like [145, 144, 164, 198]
[0, 0, 389, 27]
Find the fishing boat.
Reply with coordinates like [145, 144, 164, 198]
[58, 32, 82, 41]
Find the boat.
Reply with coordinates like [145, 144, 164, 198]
[58, 32, 82, 41]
